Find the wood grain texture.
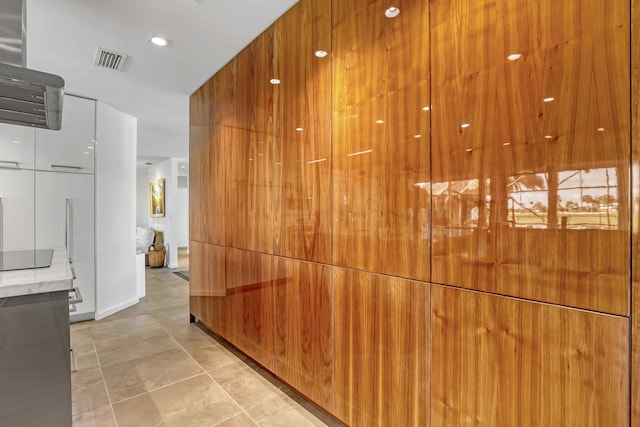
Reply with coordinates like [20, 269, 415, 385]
[331, 0, 431, 281]
[207, 59, 236, 245]
[273, 0, 332, 264]
[333, 268, 429, 426]
[274, 257, 332, 410]
[225, 29, 275, 254]
[632, 0, 640, 421]
[225, 248, 275, 371]
[431, 286, 629, 427]
[189, 84, 210, 243]
[430, 0, 630, 315]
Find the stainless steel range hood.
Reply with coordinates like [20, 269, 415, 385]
[0, 0, 64, 130]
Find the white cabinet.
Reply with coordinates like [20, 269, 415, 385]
[35, 171, 94, 317]
[35, 95, 95, 173]
[0, 168, 35, 251]
[0, 124, 36, 170]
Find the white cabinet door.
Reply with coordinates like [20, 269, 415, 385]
[0, 169, 35, 251]
[0, 124, 36, 170]
[35, 171, 95, 316]
[35, 95, 95, 174]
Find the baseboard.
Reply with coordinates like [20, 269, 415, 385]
[70, 312, 95, 323]
[168, 263, 179, 269]
[95, 297, 139, 320]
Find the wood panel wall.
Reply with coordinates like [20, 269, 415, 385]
[189, 0, 634, 425]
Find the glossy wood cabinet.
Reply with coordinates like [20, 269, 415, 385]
[430, 0, 630, 315]
[189, 0, 635, 424]
[332, 0, 430, 282]
[274, 257, 332, 410]
[432, 285, 629, 426]
[225, 29, 275, 254]
[273, 0, 332, 264]
[189, 85, 209, 243]
[333, 268, 429, 426]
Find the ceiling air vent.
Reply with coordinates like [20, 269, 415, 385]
[93, 47, 127, 71]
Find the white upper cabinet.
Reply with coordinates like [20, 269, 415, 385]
[35, 95, 96, 174]
[0, 124, 36, 170]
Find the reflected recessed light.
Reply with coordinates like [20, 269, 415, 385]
[543, 97, 555, 103]
[597, 127, 605, 132]
[270, 78, 281, 85]
[422, 106, 430, 111]
[12, 140, 20, 144]
[296, 127, 304, 132]
[315, 50, 328, 58]
[507, 53, 522, 61]
[376, 119, 384, 124]
[503, 142, 511, 146]
[87, 146, 94, 149]
[249, 158, 254, 161]
[347, 149, 373, 157]
[149, 35, 169, 46]
[414, 134, 422, 139]
[544, 135, 554, 139]
[385, 6, 400, 18]
[461, 123, 470, 129]
[465, 148, 473, 152]
[83, 152, 90, 155]
[307, 158, 327, 164]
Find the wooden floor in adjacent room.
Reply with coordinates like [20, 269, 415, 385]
[70, 249, 331, 427]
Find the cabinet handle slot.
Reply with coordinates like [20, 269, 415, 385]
[51, 164, 82, 170]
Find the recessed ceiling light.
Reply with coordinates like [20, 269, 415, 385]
[597, 127, 605, 132]
[181, 166, 186, 168]
[507, 53, 522, 61]
[296, 127, 304, 132]
[270, 78, 281, 85]
[385, 6, 400, 18]
[422, 106, 430, 111]
[149, 35, 169, 46]
[543, 97, 555, 103]
[461, 123, 470, 129]
[376, 119, 384, 124]
[315, 50, 328, 58]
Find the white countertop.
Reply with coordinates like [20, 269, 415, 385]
[0, 247, 74, 298]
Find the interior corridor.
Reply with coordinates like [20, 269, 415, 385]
[70, 249, 332, 426]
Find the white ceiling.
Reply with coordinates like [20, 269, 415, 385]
[25, 0, 298, 162]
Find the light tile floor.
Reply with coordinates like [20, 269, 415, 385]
[71, 250, 333, 427]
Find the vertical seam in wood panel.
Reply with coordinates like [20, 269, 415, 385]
[629, 0, 634, 423]
[329, 0, 335, 412]
[428, 2, 433, 425]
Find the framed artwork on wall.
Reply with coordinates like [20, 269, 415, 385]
[149, 178, 165, 217]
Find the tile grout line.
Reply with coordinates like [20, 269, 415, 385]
[108, 372, 206, 405]
[152, 317, 263, 427]
[88, 337, 119, 427]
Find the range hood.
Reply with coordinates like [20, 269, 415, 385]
[0, 0, 64, 130]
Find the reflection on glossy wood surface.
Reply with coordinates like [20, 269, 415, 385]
[226, 248, 275, 371]
[431, 286, 629, 427]
[208, 60, 236, 245]
[225, 29, 274, 254]
[273, 0, 332, 264]
[274, 257, 332, 410]
[331, 0, 430, 281]
[189, 85, 209, 243]
[333, 268, 429, 426]
[631, 0, 640, 420]
[430, 0, 630, 315]
[188, 240, 208, 324]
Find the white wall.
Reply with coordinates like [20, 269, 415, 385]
[95, 102, 138, 319]
[177, 175, 189, 248]
[147, 158, 180, 268]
